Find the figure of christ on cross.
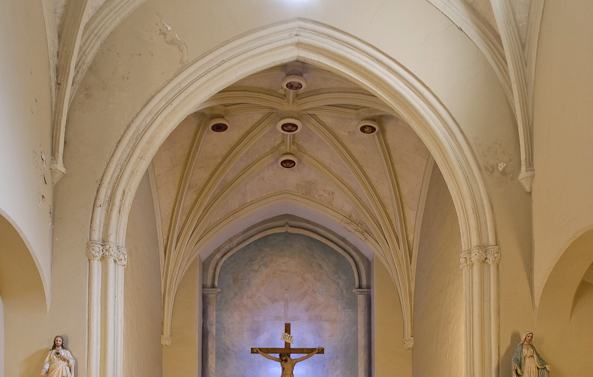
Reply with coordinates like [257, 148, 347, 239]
[252, 323, 324, 377]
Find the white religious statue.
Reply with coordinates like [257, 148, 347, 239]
[40, 336, 75, 377]
[254, 347, 323, 377]
[512, 332, 551, 377]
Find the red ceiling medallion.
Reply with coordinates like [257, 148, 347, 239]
[276, 118, 303, 134]
[281, 75, 307, 91]
[208, 117, 230, 133]
[278, 153, 298, 169]
[357, 120, 378, 135]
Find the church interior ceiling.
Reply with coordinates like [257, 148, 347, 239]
[150, 63, 431, 275]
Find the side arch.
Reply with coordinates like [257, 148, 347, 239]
[0, 214, 48, 377]
[537, 226, 593, 323]
[86, 19, 499, 377]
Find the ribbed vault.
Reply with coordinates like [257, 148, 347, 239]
[149, 63, 431, 346]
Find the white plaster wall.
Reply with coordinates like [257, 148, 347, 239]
[124, 173, 163, 377]
[413, 168, 464, 377]
[373, 258, 412, 377]
[163, 259, 200, 377]
[0, 0, 54, 301]
[532, 0, 593, 302]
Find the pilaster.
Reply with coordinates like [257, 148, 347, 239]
[354, 288, 372, 377]
[202, 288, 221, 377]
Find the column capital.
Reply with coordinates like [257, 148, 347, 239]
[460, 250, 472, 269]
[86, 241, 103, 261]
[404, 336, 414, 349]
[470, 247, 487, 265]
[161, 336, 172, 348]
[103, 242, 119, 261]
[353, 288, 371, 295]
[486, 246, 501, 265]
[116, 247, 128, 267]
[203, 288, 221, 295]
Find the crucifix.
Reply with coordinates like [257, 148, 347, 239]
[251, 323, 324, 377]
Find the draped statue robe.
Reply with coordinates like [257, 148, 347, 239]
[42, 349, 75, 377]
[512, 344, 549, 377]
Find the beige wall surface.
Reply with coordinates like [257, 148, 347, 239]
[413, 168, 464, 377]
[124, 174, 163, 377]
[0, 215, 50, 377]
[0, 0, 54, 300]
[532, 0, 593, 300]
[163, 259, 200, 377]
[373, 258, 412, 377]
[535, 280, 593, 377]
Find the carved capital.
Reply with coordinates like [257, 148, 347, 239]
[116, 247, 128, 267]
[470, 247, 487, 265]
[460, 250, 472, 270]
[161, 336, 171, 348]
[103, 242, 119, 261]
[404, 337, 414, 349]
[86, 241, 103, 261]
[486, 246, 501, 265]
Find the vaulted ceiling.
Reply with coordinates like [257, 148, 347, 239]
[150, 64, 431, 266]
[148, 63, 434, 342]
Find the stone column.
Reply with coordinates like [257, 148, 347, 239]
[86, 242, 103, 377]
[202, 288, 220, 377]
[114, 247, 127, 377]
[471, 247, 487, 377]
[354, 288, 371, 377]
[486, 247, 501, 377]
[102, 243, 119, 377]
[460, 250, 472, 377]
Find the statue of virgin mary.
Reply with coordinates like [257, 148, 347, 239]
[512, 332, 551, 377]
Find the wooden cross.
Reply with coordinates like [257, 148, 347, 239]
[250, 323, 324, 355]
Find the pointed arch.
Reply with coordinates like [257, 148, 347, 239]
[87, 18, 499, 377]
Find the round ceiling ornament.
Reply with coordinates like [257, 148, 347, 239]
[208, 117, 230, 132]
[357, 120, 378, 135]
[276, 118, 303, 134]
[278, 153, 298, 169]
[281, 75, 307, 91]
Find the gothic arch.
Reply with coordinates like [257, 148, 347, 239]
[86, 19, 500, 377]
[537, 226, 593, 323]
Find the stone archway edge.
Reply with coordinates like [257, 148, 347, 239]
[86, 19, 499, 377]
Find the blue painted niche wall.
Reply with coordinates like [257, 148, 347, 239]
[216, 232, 358, 377]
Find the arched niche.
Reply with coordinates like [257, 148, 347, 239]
[200, 215, 371, 377]
[538, 227, 593, 324]
[534, 226, 593, 376]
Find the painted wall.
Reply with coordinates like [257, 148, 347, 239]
[216, 233, 358, 377]
[163, 259, 200, 377]
[0, 0, 54, 300]
[532, 0, 593, 299]
[413, 168, 464, 377]
[373, 258, 412, 377]
[124, 173, 163, 377]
